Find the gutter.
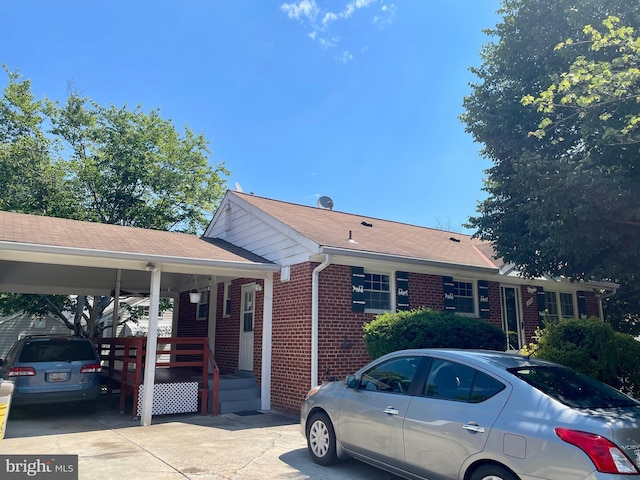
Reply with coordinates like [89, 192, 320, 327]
[311, 254, 332, 388]
[319, 246, 498, 275]
[0, 241, 280, 273]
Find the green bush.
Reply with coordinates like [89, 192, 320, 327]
[530, 317, 640, 397]
[363, 309, 506, 359]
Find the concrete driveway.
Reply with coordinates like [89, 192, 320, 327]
[1, 404, 402, 480]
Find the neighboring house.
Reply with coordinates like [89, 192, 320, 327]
[0, 312, 71, 359]
[99, 297, 173, 338]
[173, 191, 616, 414]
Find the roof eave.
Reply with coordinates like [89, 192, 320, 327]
[318, 246, 499, 275]
[0, 241, 279, 276]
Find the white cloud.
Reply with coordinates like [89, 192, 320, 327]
[373, 3, 396, 26]
[281, 0, 320, 20]
[282, 0, 395, 63]
[335, 51, 354, 64]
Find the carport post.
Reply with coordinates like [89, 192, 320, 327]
[140, 264, 161, 426]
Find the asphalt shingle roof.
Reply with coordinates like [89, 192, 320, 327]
[231, 192, 501, 269]
[0, 210, 269, 264]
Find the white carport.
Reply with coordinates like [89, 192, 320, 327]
[0, 211, 279, 426]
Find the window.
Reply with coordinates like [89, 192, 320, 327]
[364, 273, 390, 311]
[453, 281, 475, 314]
[510, 366, 637, 409]
[223, 282, 232, 317]
[358, 356, 421, 395]
[196, 290, 209, 321]
[423, 359, 505, 403]
[542, 291, 575, 321]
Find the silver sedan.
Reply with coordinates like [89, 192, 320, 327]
[300, 349, 640, 480]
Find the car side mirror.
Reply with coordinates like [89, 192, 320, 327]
[346, 375, 359, 389]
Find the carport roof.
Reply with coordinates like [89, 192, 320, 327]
[0, 210, 277, 296]
[0, 210, 270, 264]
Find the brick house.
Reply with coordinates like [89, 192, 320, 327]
[0, 192, 617, 419]
[190, 191, 615, 415]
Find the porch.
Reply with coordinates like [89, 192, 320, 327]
[95, 336, 221, 417]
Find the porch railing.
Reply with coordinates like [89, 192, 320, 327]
[94, 337, 219, 417]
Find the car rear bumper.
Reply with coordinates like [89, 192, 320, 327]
[11, 384, 100, 406]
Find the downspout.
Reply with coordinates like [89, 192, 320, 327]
[597, 288, 617, 321]
[311, 254, 332, 388]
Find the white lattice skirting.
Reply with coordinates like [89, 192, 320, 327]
[137, 382, 199, 416]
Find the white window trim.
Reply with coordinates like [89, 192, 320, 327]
[543, 290, 577, 320]
[223, 282, 231, 318]
[363, 270, 396, 314]
[196, 289, 210, 321]
[452, 278, 478, 317]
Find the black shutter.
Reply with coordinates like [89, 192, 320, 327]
[443, 276, 455, 311]
[478, 280, 490, 319]
[352, 266, 365, 312]
[577, 291, 587, 319]
[396, 271, 410, 311]
[536, 286, 546, 328]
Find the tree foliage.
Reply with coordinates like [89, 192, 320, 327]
[462, 1, 640, 283]
[363, 309, 506, 359]
[0, 67, 229, 335]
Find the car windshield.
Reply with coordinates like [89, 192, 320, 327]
[508, 365, 639, 409]
[19, 340, 97, 363]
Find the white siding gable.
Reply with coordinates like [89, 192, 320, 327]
[205, 193, 319, 266]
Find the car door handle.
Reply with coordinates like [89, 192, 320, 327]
[383, 407, 399, 415]
[463, 423, 485, 433]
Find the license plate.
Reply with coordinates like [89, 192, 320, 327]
[48, 372, 67, 382]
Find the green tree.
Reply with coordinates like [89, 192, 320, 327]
[0, 67, 73, 217]
[0, 68, 229, 335]
[461, 1, 640, 329]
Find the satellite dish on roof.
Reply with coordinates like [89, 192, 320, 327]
[234, 182, 243, 192]
[317, 196, 334, 210]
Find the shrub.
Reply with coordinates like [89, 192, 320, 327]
[363, 309, 506, 359]
[529, 317, 640, 397]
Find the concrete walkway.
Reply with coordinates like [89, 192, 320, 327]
[1, 404, 401, 480]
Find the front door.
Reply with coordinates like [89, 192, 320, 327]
[238, 284, 255, 371]
[501, 286, 524, 350]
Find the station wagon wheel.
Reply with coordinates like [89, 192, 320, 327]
[470, 464, 519, 480]
[306, 412, 337, 466]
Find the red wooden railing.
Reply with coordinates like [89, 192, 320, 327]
[94, 337, 219, 417]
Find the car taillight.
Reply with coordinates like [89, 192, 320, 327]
[8, 367, 36, 377]
[555, 427, 639, 474]
[80, 364, 101, 374]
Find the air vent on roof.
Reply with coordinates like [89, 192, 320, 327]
[317, 196, 334, 210]
[361, 221, 373, 227]
[449, 237, 461, 243]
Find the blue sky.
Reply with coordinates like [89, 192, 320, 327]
[2, 1, 502, 233]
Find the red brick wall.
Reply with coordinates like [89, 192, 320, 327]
[408, 273, 444, 310]
[270, 263, 314, 414]
[585, 290, 599, 318]
[213, 278, 263, 378]
[317, 264, 373, 384]
[177, 291, 208, 337]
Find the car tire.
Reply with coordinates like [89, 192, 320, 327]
[470, 464, 519, 480]
[306, 412, 338, 466]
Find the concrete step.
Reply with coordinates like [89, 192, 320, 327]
[219, 397, 261, 414]
[208, 371, 261, 414]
